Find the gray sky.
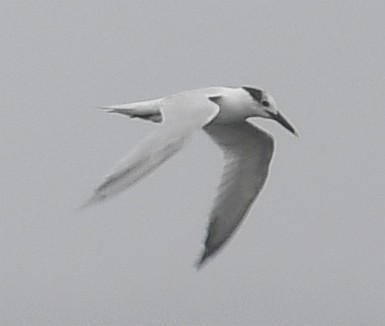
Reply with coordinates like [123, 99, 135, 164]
[1, 1, 385, 325]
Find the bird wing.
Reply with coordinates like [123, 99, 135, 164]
[84, 94, 221, 207]
[197, 122, 275, 267]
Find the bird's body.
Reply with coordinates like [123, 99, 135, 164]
[85, 86, 297, 267]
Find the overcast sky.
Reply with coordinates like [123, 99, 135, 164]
[1, 1, 385, 325]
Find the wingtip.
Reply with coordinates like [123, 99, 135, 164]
[195, 259, 205, 271]
[78, 193, 106, 211]
[194, 250, 210, 270]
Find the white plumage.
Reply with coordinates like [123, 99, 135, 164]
[84, 86, 298, 267]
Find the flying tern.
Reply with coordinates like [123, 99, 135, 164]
[85, 86, 298, 267]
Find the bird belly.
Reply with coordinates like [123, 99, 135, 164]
[211, 102, 249, 124]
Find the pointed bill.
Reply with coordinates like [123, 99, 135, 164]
[269, 111, 299, 136]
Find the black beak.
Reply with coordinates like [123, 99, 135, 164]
[268, 111, 299, 136]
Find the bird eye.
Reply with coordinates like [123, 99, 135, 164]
[261, 100, 270, 107]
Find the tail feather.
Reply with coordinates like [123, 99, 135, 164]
[99, 99, 163, 122]
[101, 99, 161, 115]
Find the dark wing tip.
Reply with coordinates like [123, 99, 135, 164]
[195, 250, 211, 270]
[78, 193, 106, 211]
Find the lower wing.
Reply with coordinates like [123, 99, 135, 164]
[197, 122, 275, 267]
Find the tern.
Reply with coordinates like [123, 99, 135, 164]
[85, 86, 298, 267]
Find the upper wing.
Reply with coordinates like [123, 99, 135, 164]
[83, 95, 220, 207]
[197, 122, 274, 267]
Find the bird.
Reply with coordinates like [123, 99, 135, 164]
[84, 86, 298, 268]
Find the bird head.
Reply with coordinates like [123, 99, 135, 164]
[242, 86, 299, 136]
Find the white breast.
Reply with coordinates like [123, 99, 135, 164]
[211, 88, 253, 124]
